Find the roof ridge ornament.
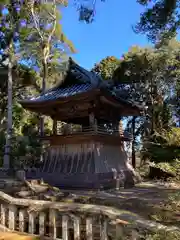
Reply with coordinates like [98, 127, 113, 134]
[68, 57, 102, 87]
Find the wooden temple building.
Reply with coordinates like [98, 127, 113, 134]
[19, 58, 143, 189]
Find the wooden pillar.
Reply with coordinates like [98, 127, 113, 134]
[118, 119, 123, 136]
[53, 119, 57, 135]
[89, 112, 97, 133]
[94, 118, 98, 133]
[89, 112, 95, 127]
[116, 176, 120, 191]
[132, 116, 136, 168]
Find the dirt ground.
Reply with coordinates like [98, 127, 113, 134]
[1, 178, 180, 235]
[0, 232, 38, 240]
[64, 181, 180, 228]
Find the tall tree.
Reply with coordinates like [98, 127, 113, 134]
[0, 0, 22, 168]
[20, 0, 75, 136]
[92, 56, 120, 80]
[114, 43, 179, 128]
[136, 0, 179, 42]
[93, 41, 180, 166]
[0, 0, 75, 168]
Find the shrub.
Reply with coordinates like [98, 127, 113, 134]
[142, 128, 180, 163]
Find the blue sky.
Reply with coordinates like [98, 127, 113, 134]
[61, 0, 151, 70]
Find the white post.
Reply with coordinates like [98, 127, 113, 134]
[8, 205, 16, 230]
[116, 177, 120, 190]
[116, 223, 123, 239]
[113, 169, 117, 179]
[28, 212, 35, 234]
[62, 215, 68, 240]
[86, 217, 93, 240]
[39, 212, 45, 236]
[100, 219, 108, 240]
[19, 209, 25, 232]
[0, 204, 6, 225]
[49, 209, 57, 239]
[74, 216, 80, 240]
[130, 229, 138, 240]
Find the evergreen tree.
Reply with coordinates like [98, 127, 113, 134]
[136, 0, 179, 42]
[20, 0, 75, 136]
[0, 0, 75, 168]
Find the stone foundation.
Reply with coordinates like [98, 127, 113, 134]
[26, 140, 138, 189]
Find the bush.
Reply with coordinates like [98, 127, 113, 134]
[142, 128, 180, 163]
[142, 230, 180, 240]
[147, 159, 180, 181]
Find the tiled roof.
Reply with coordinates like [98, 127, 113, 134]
[19, 83, 143, 111]
[20, 83, 93, 103]
[69, 59, 101, 86]
[18, 58, 144, 111]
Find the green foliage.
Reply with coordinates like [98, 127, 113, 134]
[136, 0, 179, 43]
[142, 128, 180, 163]
[0, 101, 53, 168]
[142, 230, 180, 240]
[155, 159, 180, 179]
[0, 0, 76, 167]
[92, 56, 120, 80]
[114, 46, 155, 84]
[95, 42, 179, 142]
[18, 1, 76, 92]
[117, 228, 180, 239]
[114, 42, 180, 89]
[162, 128, 180, 146]
[93, 42, 180, 168]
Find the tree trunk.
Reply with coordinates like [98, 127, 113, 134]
[39, 59, 47, 137]
[3, 49, 13, 169]
[39, 58, 47, 164]
[132, 116, 136, 168]
[150, 78, 155, 134]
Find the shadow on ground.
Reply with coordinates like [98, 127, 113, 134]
[68, 182, 180, 228]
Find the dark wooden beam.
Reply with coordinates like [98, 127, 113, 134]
[41, 134, 129, 146]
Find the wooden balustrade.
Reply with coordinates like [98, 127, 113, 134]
[0, 191, 129, 240]
[55, 125, 131, 139]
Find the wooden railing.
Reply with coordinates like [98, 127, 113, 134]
[0, 191, 128, 239]
[56, 125, 131, 139]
